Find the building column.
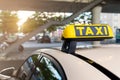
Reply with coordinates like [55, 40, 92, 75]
[92, 5, 102, 47]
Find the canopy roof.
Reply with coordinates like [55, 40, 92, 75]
[0, 0, 120, 13]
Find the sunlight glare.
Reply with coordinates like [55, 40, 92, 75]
[17, 11, 35, 27]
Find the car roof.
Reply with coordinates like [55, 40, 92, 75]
[36, 48, 110, 80]
[76, 45, 120, 78]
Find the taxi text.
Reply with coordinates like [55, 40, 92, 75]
[75, 26, 108, 36]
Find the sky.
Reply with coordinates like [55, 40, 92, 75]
[17, 11, 35, 27]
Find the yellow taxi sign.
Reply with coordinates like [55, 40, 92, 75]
[62, 24, 114, 41]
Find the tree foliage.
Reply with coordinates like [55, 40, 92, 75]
[21, 12, 45, 33]
[0, 11, 19, 34]
[74, 12, 92, 24]
[21, 12, 63, 33]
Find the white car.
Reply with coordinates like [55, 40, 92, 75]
[0, 24, 119, 80]
[0, 46, 120, 80]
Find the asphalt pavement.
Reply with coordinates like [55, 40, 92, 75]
[0, 41, 92, 70]
[5, 41, 92, 59]
[0, 40, 120, 71]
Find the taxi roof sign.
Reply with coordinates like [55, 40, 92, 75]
[62, 24, 114, 41]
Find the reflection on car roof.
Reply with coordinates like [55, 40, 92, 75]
[76, 45, 120, 77]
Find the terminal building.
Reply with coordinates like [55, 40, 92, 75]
[101, 13, 120, 42]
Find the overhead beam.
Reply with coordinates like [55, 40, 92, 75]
[102, 0, 120, 13]
[1, 0, 120, 13]
[0, 0, 87, 12]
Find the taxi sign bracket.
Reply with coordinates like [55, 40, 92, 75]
[61, 40, 77, 54]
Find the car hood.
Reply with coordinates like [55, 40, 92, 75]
[76, 46, 120, 78]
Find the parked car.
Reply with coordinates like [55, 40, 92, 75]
[38, 35, 51, 43]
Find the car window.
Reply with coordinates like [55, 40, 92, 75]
[17, 55, 40, 80]
[30, 56, 63, 80]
